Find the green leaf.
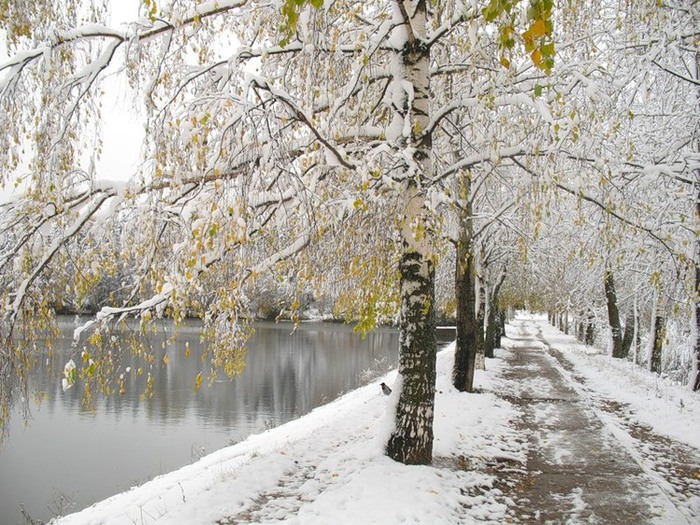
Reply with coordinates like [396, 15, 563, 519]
[279, 0, 323, 47]
[541, 42, 555, 57]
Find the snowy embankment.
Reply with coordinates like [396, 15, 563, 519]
[53, 342, 524, 525]
[534, 318, 700, 450]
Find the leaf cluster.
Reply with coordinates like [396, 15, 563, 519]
[484, 0, 555, 73]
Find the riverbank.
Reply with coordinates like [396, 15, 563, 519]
[53, 316, 700, 524]
[53, 342, 523, 523]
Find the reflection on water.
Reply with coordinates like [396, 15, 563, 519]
[0, 319, 401, 525]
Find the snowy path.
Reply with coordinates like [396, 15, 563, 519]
[491, 318, 700, 524]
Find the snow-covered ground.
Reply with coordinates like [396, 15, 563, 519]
[52, 315, 700, 524]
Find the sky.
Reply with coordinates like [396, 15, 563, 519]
[95, 0, 145, 184]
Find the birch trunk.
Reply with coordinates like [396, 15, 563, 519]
[484, 272, 506, 359]
[452, 214, 478, 392]
[650, 315, 665, 374]
[621, 310, 635, 359]
[386, 0, 436, 465]
[452, 175, 478, 393]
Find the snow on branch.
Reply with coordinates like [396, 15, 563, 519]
[249, 77, 356, 171]
[127, 0, 249, 42]
[0, 25, 126, 94]
[437, 146, 528, 182]
[651, 59, 700, 87]
[248, 229, 312, 279]
[426, 10, 479, 47]
[73, 283, 174, 343]
[55, 38, 123, 145]
[8, 188, 117, 327]
[0, 211, 56, 273]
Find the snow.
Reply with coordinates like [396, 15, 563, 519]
[51, 316, 700, 524]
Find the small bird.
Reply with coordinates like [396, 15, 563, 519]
[380, 382, 392, 396]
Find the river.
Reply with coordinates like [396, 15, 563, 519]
[0, 319, 419, 524]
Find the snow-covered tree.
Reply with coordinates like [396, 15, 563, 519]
[0, 0, 558, 462]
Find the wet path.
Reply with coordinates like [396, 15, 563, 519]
[487, 319, 698, 524]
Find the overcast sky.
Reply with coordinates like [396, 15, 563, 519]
[98, 0, 144, 183]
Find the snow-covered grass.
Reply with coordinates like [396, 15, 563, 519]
[534, 317, 700, 450]
[53, 343, 524, 525]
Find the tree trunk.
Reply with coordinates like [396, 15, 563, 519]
[690, 67, 700, 384]
[497, 309, 507, 347]
[493, 308, 504, 349]
[559, 311, 569, 334]
[484, 302, 496, 359]
[387, 233, 437, 464]
[650, 315, 665, 374]
[482, 280, 492, 359]
[585, 309, 595, 345]
[693, 254, 700, 390]
[475, 278, 486, 369]
[604, 270, 624, 358]
[576, 311, 584, 341]
[633, 298, 641, 365]
[484, 272, 506, 359]
[621, 310, 635, 359]
[692, 53, 700, 389]
[386, 0, 436, 465]
[452, 176, 478, 393]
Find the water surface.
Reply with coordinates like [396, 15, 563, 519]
[0, 319, 402, 524]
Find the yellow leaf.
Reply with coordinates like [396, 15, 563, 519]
[194, 372, 202, 392]
[500, 56, 511, 69]
[184, 342, 191, 358]
[163, 353, 170, 365]
[531, 49, 543, 67]
[531, 19, 547, 38]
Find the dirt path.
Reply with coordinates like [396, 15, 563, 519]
[484, 319, 699, 524]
